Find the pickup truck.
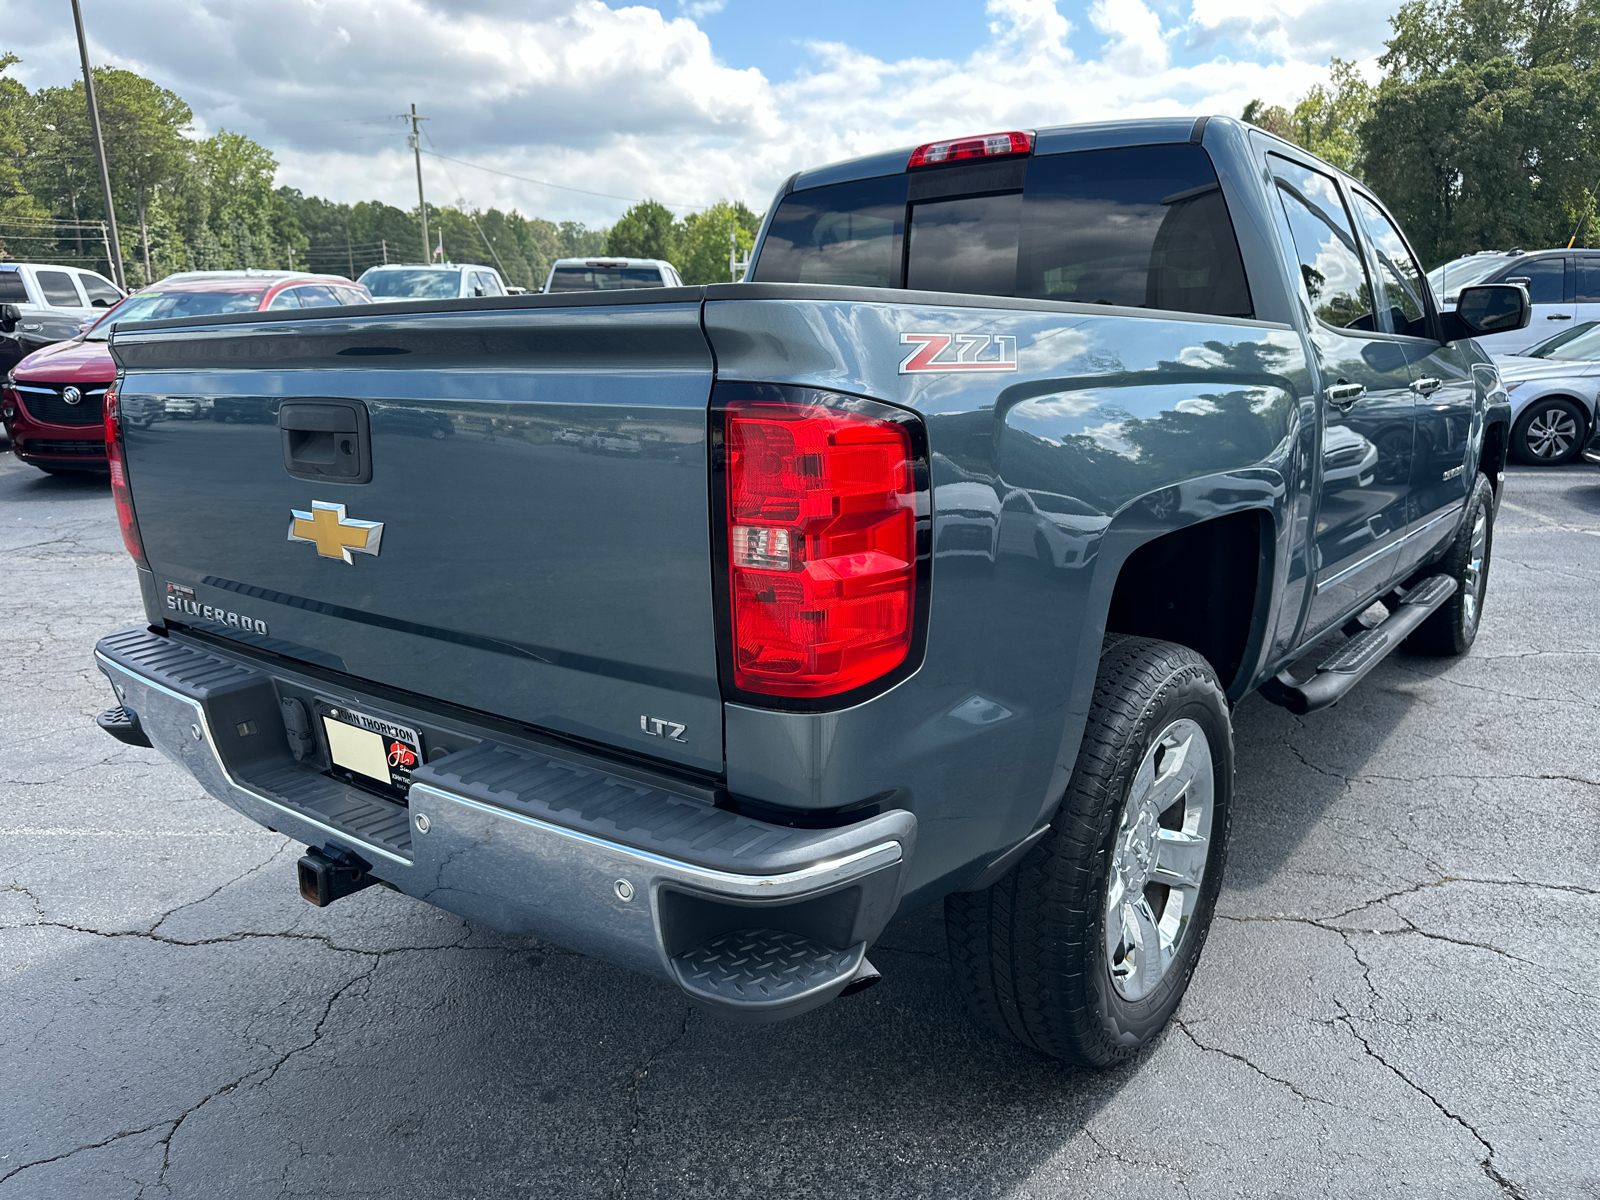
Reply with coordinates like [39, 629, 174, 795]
[91, 117, 1525, 1066]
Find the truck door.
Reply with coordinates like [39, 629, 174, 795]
[1268, 154, 1416, 638]
[1483, 255, 1571, 355]
[1347, 188, 1475, 572]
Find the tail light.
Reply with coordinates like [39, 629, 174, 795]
[908, 130, 1032, 168]
[718, 386, 928, 703]
[104, 387, 147, 567]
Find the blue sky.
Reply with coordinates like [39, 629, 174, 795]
[0, 0, 1402, 224]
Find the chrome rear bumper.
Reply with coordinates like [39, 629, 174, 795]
[95, 627, 915, 1021]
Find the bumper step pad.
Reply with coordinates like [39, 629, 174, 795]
[671, 928, 870, 1020]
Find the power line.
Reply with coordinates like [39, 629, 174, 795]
[418, 147, 708, 211]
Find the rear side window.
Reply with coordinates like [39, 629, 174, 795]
[79, 273, 122, 307]
[1349, 191, 1430, 338]
[334, 285, 371, 305]
[293, 284, 341, 308]
[1270, 155, 1375, 331]
[37, 270, 83, 307]
[754, 176, 906, 288]
[754, 145, 1252, 318]
[1497, 257, 1564, 304]
[0, 271, 26, 303]
[1016, 145, 1251, 316]
[1577, 259, 1600, 302]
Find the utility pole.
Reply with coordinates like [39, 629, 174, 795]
[71, 0, 125, 289]
[409, 103, 429, 264]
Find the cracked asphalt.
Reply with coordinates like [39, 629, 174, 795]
[1, 450, 1597, 1200]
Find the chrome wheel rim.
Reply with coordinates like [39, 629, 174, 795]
[1462, 508, 1488, 636]
[1525, 408, 1578, 459]
[1105, 718, 1215, 1002]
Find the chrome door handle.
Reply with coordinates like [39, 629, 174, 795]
[1328, 381, 1367, 410]
[1411, 376, 1442, 396]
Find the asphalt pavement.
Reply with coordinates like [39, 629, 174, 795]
[1, 452, 1596, 1200]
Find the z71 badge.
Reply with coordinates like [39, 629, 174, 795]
[899, 332, 1018, 374]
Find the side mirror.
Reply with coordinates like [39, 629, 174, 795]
[0, 303, 18, 334]
[1444, 284, 1530, 341]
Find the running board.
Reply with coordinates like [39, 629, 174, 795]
[1260, 574, 1456, 715]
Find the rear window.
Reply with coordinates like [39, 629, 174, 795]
[0, 271, 26, 303]
[363, 269, 462, 299]
[752, 144, 1252, 318]
[548, 266, 665, 292]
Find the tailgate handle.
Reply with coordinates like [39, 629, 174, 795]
[278, 400, 371, 484]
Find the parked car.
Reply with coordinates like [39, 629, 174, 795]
[359, 263, 509, 301]
[1427, 248, 1600, 355]
[543, 257, 682, 292]
[1491, 320, 1600, 464]
[0, 261, 125, 378]
[1, 271, 369, 475]
[92, 116, 1521, 1066]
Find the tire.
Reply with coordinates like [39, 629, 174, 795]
[1405, 472, 1494, 656]
[1511, 398, 1586, 465]
[945, 636, 1233, 1067]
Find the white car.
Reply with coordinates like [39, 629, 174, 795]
[0, 261, 125, 322]
[359, 263, 510, 302]
[1492, 320, 1600, 464]
[543, 257, 683, 293]
[1428, 248, 1600, 355]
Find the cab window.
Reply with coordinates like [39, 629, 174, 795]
[1270, 155, 1376, 331]
[79, 273, 123, 308]
[37, 270, 83, 307]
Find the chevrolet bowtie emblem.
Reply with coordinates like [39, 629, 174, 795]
[288, 501, 384, 563]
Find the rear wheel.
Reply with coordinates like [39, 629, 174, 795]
[1406, 472, 1494, 656]
[1511, 398, 1586, 465]
[945, 636, 1232, 1067]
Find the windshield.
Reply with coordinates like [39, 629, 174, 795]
[547, 266, 664, 292]
[1426, 255, 1510, 299]
[362, 269, 462, 299]
[1523, 320, 1600, 360]
[83, 289, 267, 339]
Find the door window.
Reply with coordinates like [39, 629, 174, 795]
[37, 270, 84, 307]
[1574, 258, 1600, 302]
[79, 273, 123, 308]
[1500, 257, 1564, 303]
[1269, 156, 1376, 331]
[0, 271, 27, 303]
[1349, 192, 1430, 338]
[266, 289, 302, 309]
[479, 272, 504, 296]
[293, 284, 341, 308]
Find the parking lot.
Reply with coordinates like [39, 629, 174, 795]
[1, 451, 1595, 1200]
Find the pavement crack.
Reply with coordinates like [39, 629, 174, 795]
[0, 1121, 175, 1188]
[1174, 1019, 1337, 1107]
[1333, 1004, 1527, 1199]
[148, 841, 295, 935]
[611, 1007, 692, 1200]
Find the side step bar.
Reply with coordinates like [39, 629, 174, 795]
[1260, 574, 1456, 715]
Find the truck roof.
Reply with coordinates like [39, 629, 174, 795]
[789, 116, 1208, 192]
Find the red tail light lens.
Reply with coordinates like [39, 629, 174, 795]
[723, 391, 925, 700]
[104, 388, 147, 567]
[908, 130, 1032, 169]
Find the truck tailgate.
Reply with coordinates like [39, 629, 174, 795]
[111, 301, 722, 770]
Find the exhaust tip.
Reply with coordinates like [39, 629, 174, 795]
[837, 956, 882, 998]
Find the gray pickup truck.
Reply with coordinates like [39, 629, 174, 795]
[92, 117, 1526, 1066]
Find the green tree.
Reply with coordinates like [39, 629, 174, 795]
[1360, 0, 1600, 263]
[606, 199, 679, 262]
[1240, 60, 1374, 175]
[0, 52, 47, 257]
[677, 199, 761, 284]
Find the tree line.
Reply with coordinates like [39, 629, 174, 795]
[0, 54, 761, 290]
[1244, 0, 1600, 266]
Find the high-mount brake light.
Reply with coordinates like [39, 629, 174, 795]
[723, 394, 923, 700]
[908, 130, 1032, 169]
[103, 388, 147, 568]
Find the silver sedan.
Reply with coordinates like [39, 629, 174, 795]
[1493, 321, 1600, 465]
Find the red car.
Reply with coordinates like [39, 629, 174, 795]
[1, 271, 371, 475]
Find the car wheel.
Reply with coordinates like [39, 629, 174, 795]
[1511, 398, 1586, 464]
[945, 635, 1232, 1067]
[1405, 472, 1494, 656]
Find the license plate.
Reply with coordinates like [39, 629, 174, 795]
[318, 704, 422, 797]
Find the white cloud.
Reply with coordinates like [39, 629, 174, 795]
[0, 0, 1378, 226]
